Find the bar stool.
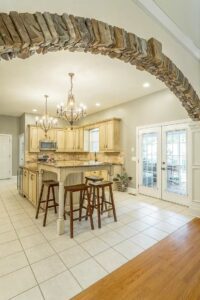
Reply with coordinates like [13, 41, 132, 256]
[64, 184, 94, 238]
[80, 176, 104, 218]
[88, 181, 117, 228]
[35, 180, 59, 227]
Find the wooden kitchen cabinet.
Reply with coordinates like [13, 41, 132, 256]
[29, 126, 57, 152]
[47, 129, 56, 141]
[29, 126, 39, 152]
[28, 171, 37, 206]
[99, 119, 121, 152]
[84, 170, 108, 180]
[65, 127, 84, 152]
[23, 168, 29, 197]
[74, 128, 84, 151]
[56, 129, 66, 152]
[65, 128, 75, 151]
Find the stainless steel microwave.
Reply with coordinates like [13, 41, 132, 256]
[39, 140, 57, 151]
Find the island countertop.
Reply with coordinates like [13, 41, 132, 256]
[38, 160, 112, 168]
[38, 160, 114, 235]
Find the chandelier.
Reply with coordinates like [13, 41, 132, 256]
[35, 95, 57, 138]
[57, 73, 86, 127]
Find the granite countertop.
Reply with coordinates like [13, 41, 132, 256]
[23, 166, 39, 172]
[38, 160, 112, 168]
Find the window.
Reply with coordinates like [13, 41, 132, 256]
[89, 128, 99, 152]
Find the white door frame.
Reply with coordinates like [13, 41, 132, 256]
[136, 118, 192, 204]
[0, 134, 12, 179]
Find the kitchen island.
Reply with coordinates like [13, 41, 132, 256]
[38, 161, 113, 235]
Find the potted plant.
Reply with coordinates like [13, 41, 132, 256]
[113, 171, 132, 192]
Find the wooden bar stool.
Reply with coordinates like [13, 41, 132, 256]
[35, 180, 59, 227]
[88, 181, 117, 228]
[64, 184, 94, 238]
[80, 176, 104, 218]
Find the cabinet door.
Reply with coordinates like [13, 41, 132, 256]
[74, 128, 84, 151]
[29, 127, 39, 152]
[47, 129, 56, 141]
[106, 121, 114, 151]
[66, 129, 75, 151]
[31, 173, 37, 206]
[37, 128, 46, 142]
[28, 172, 33, 203]
[23, 169, 29, 197]
[99, 124, 107, 151]
[100, 170, 108, 180]
[56, 129, 66, 152]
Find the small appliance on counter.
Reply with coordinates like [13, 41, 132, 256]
[39, 140, 57, 151]
[37, 154, 49, 162]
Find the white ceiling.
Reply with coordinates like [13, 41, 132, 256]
[0, 51, 165, 116]
[0, 0, 197, 117]
[134, 0, 200, 59]
[154, 0, 200, 49]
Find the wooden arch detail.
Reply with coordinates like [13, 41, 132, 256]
[0, 12, 199, 119]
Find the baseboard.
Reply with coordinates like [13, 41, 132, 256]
[128, 187, 137, 194]
[189, 202, 200, 216]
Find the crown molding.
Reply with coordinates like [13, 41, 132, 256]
[133, 0, 200, 60]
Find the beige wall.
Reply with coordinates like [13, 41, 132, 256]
[0, 115, 20, 176]
[80, 89, 188, 188]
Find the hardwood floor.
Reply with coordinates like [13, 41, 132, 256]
[72, 217, 200, 300]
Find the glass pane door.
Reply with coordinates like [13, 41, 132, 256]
[142, 133, 158, 188]
[162, 124, 189, 205]
[166, 130, 187, 195]
[138, 127, 161, 199]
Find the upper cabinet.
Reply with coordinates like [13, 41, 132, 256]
[65, 128, 75, 151]
[56, 129, 66, 152]
[28, 118, 121, 153]
[99, 119, 121, 152]
[29, 126, 39, 152]
[29, 126, 56, 152]
[65, 128, 84, 152]
[75, 128, 84, 151]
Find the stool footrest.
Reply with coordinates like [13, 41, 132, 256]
[39, 199, 58, 203]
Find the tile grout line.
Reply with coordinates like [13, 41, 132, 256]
[30, 212, 84, 294]
[0, 181, 195, 299]
[1, 189, 46, 300]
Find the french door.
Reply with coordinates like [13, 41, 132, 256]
[138, 127, 162, 198]
[138, 123, 189, 205]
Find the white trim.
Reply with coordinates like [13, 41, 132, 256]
[136, 119, 192, 204]
[137, 118, 192, 131]
[136, 119, 192, 195]
[0, 134, 12, 179]
[189, 202, 200, 216]
[133, 0, 200, 60]
[128, 187, 137, 194]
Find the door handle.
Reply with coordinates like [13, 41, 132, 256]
[161, 167, 166, 171]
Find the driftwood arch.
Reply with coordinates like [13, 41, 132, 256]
[0, 12, 199, 120]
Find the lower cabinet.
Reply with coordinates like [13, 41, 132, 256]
[28, 171, 37, 206]
[23, 169, 29, 198]
[22, 168, 38, 207]
[84, 165, 122, 190]
[84, 170, 108, 181]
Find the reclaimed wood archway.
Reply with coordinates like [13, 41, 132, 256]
[0, 12, 199, 120]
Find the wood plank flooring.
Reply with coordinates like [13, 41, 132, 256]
[72, 217, 200, 300]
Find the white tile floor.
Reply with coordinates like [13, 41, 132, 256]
[0, 178, 198, 300]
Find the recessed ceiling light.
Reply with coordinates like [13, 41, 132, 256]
[32, 109, 37, 112]
[96, 103, 101, 107]
[143, 82, 150, 88]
